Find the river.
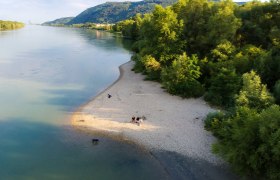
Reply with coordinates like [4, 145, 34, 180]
[0, 25, 168, 179]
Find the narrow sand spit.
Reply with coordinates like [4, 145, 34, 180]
[72, 61, 222, 165]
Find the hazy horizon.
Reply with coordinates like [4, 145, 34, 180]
[0, 0, 141, 24]
[0, 0, 252, 24]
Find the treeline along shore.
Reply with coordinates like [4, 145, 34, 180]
[112, 0, 280, 179]
[66, 0, 280, 179]
[0, 20, 25, 31]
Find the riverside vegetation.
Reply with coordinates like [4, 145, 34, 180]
[113, 0, 280, 179]
[0, 20, 24, 31]
[42, 21, 114, 31]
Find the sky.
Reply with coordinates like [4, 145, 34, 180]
[0, 0, 140, 24]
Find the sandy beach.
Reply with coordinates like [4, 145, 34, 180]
[72, 61, 238, 179]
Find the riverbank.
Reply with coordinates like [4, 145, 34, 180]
[72, 61, 238, 179]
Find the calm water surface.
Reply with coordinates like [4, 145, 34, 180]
[0, 26, 168, 179]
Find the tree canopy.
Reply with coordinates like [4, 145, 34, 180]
[0, 20, 24, 31]
[114, 0, 280, 178]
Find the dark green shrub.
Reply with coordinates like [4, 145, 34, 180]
[131, 54, 145, 73]
[273, 80, 280, 104]
[204, 68, 241, 107]
[177, 79, 204, 98]
[204, 110, 235, 139]
[204, 111, 225, 131]
[212, 105, 280, 179]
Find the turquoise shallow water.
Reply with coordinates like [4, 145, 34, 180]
[0, 26, 169, 179]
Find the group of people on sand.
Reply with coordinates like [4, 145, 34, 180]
[131, 116, 146, 126]
[107, 93, 145, 126]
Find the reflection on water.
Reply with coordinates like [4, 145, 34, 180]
[0, 26, 168, 179]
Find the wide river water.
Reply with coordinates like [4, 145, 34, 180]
[0, 26, 168, 179]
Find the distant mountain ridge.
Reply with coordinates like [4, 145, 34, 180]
[67, 0, 178, 24]
[43, 0, 246, 25]
[42, 17, 74, 26]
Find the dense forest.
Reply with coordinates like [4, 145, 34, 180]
[67, 0, 177, 24]
[0, 20, 24, 31]
[113, 0, 280, 179]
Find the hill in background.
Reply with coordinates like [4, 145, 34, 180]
[43, 0, 246, 25]
[42, 0, 175, 25]
[42, 17, 74, 26]
[68, 0, 177, 24]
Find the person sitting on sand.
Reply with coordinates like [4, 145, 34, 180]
[135, 117, 143, 126]
[131, 116, 136, 123]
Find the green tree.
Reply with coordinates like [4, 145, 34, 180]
[207, 0, 241, 46]
[179, 0, 213, 56]
[269, 26, 280, 47]
[0, 20, 24, 31]
[236, 70, 274, 110]
[258, 47, 280, 88]
[233, 45, 267, 75]
[161, 53, 204, 97]
[205, 68, 241, 107]
[237, 1, 280, 48]
[113, 19, 135, 38]
[141, 55, 161, 80]
[113, 14, 143, 40]
[211, 40, 236, 62]
[139, 5, 184, 65]
[130, 13, 143, 40]
[213, 105, 280, 179]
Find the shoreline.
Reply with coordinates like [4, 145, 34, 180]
[71, 61, 238, 179]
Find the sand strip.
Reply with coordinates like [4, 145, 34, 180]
[71, 61, 240, 179]
[72, 61, 226, 164]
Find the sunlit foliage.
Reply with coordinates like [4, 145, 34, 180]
[0, 20, 24, 31]
[113, 0, 280, 178]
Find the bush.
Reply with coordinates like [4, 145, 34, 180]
[204, 111, 226, 136]
[204, 110, 236, 139]
[177, 79, 204, 98]
[204, 68, 241, 107]
[131, 54, 145, 73]
[212, 105, 280, 179]
[236, 70, 275, 111]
